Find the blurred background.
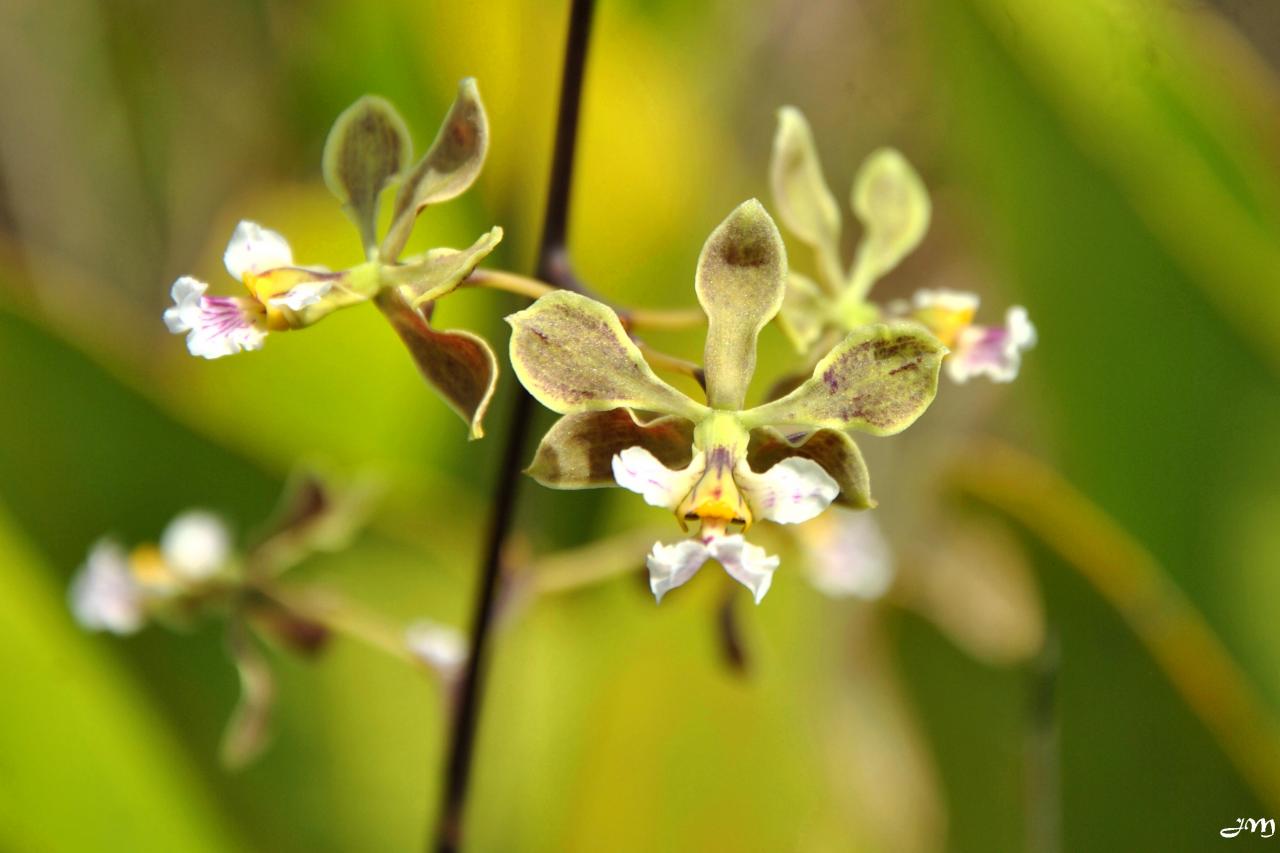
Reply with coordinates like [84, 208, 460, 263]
[3, 0, 1280, 850]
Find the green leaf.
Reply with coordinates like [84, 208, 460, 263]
[848, 148, 931, 296]
[741, 323, 944, 435]
[376, 290, 498, 440]
[526, 408, 695, 489]
[747, 426, 874, 509]
[506, 291, 707, 421]
[384, 226, 502, 307]
[770, 107, 842, 275]
[322, 95, 413, 255]
[695, 200, 788, 409]
[380, 78, 490, 261]
[0, 502, 242, 852]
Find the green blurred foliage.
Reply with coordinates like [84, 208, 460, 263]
[1, 0, 1279, 851]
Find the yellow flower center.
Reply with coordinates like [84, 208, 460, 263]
[912, 303, 975, 348]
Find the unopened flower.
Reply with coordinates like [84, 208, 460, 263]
[509, 200, 945, 603]
[405, 620, 467, 677]
[769, 107, 1035, 383]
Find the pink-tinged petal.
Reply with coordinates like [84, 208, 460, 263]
[947, 305, 1037, 383]
[612, 446, 705, 512]
[68, 540, 144, 634]
[159, 510, 231, 580]
[224, 220, 293, 281]
[646, 539, 711, 603]
[706, 534, 780, 604]
[735, 455, 839, 524]
[266, 281, 333, 311]
[164, 276, 267, 359]
[802, 510, 894, 600]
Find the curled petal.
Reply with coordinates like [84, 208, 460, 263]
[747, 426, 873, 509]
[381, 78, 490, 261]
[527, 409, 695, 489]
[613, 447, 705, 511]
[802, 510, 894, 600]
[735, 455, 839, 525]
[163, 276, 267, 359]
[507, 291, 706, 420]
[741, 323, 944, 436]
[393, 227, 503, 306]
[770, 107, 841, 257]
[696, 199, 787, 409]
[224, 221, 293, 281]
[706, 535, 780, 604]
[159, 510, 231, 581]
[266, 281, 333, 311]
[646, 539, 711, 604]
[377, 290, 497, 439]
[68, 540, 143, 634]
[947, 306, 1037, 383]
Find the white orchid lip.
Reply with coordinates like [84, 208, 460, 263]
[69, 539, 145, 635]
[164, 276, 268, 359]
[160, 510, 232, 580]
[645, 527, 780, 605]
[947, 305, 1036, 383]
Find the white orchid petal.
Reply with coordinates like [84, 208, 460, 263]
[612, 447, 705, 511]
[947, 305, 1037, 383]
[707, 534, 780, 604]
[159, 510, 231, 580]
[164, 283, 267, 359]
[804, 510, 895, 600]
[736, 456, 839, 524]
[267, 281, 333, 311]
[405, 620, 468, 675]
[68, 540, 144, 634]
[646, 539, 711, 604]
[913, 288, 979, 313]
[224, 220, 293, 280]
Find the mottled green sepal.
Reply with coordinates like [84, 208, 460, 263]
[527, 408, 695, 489]
[850, 148, 930, 283]
[776, 271, 828, 354]
[696, 199, 787, 409]
[741, 323, 944, 435]
[507, 291, 706, 420]
[747, 426, 873, 509]
[322, 95, 412, 253]
[771, 107, 841, 257]
[377, 290, 497, 439]
[381, 78, 489, 261]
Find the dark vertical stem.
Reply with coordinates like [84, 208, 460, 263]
[430, 2, 596, 851]
[1025, 627, 1061, 853]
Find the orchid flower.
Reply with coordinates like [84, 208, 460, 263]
[165, 80, 504, 437]
[769, 107, 1035, 382]
[507, 200, 945, 604]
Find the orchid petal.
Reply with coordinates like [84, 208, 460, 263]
[707, 535, 780, 604]
[405, 620, 467, 676]
[68, 540, 143, 635]
[747, 426, 873, 509]
[527, 409, 695, 490]
[802, 510, 894, 600]
[735, 455, 839, 525]
[266, 281, 333, 311]
[613, 447, 705, 511]
[696, 199, 788, 408]
[159, 511, 231, 580]
[947, 306, 1037, 383]
[646, 539, 711, 604]
[224, 221, 293, 281]
[163, 276, 267, 359]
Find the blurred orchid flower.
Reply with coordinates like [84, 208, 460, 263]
[770, 107, 1035, 383]
[165, 80, 503, 437]
[405, 620, 468, 679]
[508, 200, 945, 603]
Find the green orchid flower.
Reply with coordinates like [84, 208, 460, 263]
[770, 107, 1035, 382]
[164, 80, 503, 436]
[507, 200, 945, 604]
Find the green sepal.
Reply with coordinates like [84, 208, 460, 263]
[322, 95, 412, 255]
[740, 322, 945, 435]
[849, 147, 931, 287]
[770, 107, 842, 265]
[380, 78, 489, 261]
[382, 226, 503, 306]
[506, 290, 707, 421]
[695, 199, 787, 409]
